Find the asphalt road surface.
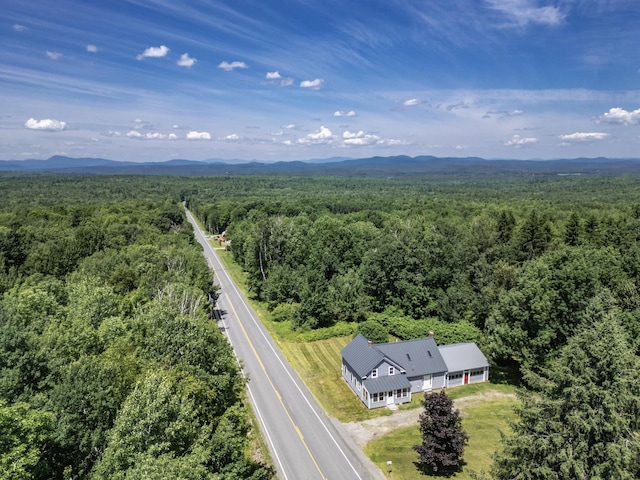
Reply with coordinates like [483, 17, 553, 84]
[186, 210, 385, 480]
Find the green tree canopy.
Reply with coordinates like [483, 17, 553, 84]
[491, 297, 640, 479]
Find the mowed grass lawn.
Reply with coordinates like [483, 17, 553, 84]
[365, 396, 518, 479]
[214, 247, 519, 477]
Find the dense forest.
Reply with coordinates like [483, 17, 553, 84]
[186, 175, 640, 371]
[2, 172, 639, 478]
[0, 175, 272, 479]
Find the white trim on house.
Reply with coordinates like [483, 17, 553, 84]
[341, 334, 490, 409]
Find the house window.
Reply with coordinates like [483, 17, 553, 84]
[388, 366, 395, 375]
[373, 392, 384, 402]
[395, 388, 408, 398]
[471, 369, 484, 376]
[371, 369, 378, 378]
[449, 373, 463, 380]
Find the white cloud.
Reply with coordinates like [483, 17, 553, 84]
[559, 132, 609, 143]
[487, 0, 565, 27]
[225, 133, 240, 140]
[86, 44, 98, 53]
[126, 131, 176, 140]
[282, 124, 297, 129]
[46, 51, 63, 60]
[598, 107, 640, 125]
[297, 125, 333, 144]
[25, 118, 66, 131]
[300, 78, 324, 90]
[342, 130, 382, 146]
[334, 110, 357, 117]
[265, 71, 293, 86]
[136, 45, 169, 60]
[177, 53, 196, 68]
[403, 98, 420, 107]
[13, 24, 26, 32]
[218, 61, 247, 71]
[505, 134, 538, 147]
[186, 131, 211, 140]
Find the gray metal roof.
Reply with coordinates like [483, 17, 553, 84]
[363, 374, 411, 393]
[341, 333, 385, 378]
[439, 343, 490, 372]
[376, 337, 448, 377]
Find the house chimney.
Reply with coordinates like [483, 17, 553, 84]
[428, 331, 434, 337]
[367, 340, 372, 347]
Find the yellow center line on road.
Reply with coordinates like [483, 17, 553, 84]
[224, 293, 328, 480]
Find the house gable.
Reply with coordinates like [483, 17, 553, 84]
[340, 333, 385, 378]
[375, 337, 448, 377]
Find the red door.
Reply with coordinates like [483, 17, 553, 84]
[464, 372, 469, 385]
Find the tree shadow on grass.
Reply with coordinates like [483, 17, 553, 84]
[413, 460, 467, 477]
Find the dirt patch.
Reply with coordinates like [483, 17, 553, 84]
[342, 390, 516, 447]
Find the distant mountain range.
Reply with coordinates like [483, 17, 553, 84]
[2, 155, 640, 177]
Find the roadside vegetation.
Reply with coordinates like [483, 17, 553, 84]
[0, 175, 273, 479]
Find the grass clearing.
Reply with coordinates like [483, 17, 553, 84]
[213, 245, 519, 477]
[364, 396, 518, 479]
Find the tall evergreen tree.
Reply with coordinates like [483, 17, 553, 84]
[491, 296, 640, 479]
[414, 390, 468, 475]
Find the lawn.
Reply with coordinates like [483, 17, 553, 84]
[364, 395, 518, 479]
[213, 247, 519, 477]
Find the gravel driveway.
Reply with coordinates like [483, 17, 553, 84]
[342, 390, 517, 447]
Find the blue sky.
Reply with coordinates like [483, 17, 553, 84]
[2, 0, 640, 162]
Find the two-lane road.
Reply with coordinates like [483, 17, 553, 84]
[186, 210, 384, 480]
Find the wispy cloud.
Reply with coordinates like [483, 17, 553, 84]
[46, 51, 63, 60]
[86, 44, 98, 53]
[334, 110, 356, 117]
[177, 53, 196, 68]
[300, 78, 324, 90]
[486, 0, 565, 27]
[597, 107, 640, 125]
[218, 61, 248, 71]
[186, 131, 211, 140]
[136, 45, 170, 60]
[505, 134, 538, 147]
[403, 98, 420, 107]
[25, 118, 67, 131]
[224, 133, 240, 140]
[484, 109, 524, 119]
[126, 130, 177, 140]
[559, 132, 609, 143]
[13, 24, 26, 32]
[265, 71, 293, 86]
